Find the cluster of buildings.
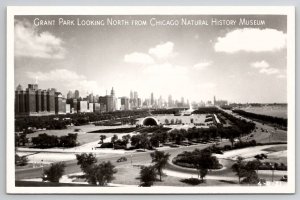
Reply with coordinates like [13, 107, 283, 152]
[15, 83, 228, 117]
[213, 96, 228, 106]
[15, 84, 66, 116]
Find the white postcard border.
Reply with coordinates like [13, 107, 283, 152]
[6, 6, 295, 194]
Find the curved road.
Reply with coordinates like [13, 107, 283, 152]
[16, 143, 212, 180]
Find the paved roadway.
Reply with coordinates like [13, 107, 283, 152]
[15, 143, 212, 180]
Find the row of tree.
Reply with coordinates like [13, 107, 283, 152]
[15, 110, 150, 132]
[173, 148, 221, 181]
[31, 133, 78, 148]
[151, 108, 186, 115]
[232, 157, 262, 184]
[232, 109, 287, 128]
[41, 150, 171, 186]
[99, 125, 254, 151]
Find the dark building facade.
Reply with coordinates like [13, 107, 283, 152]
[15, 84, 65, 116]
[99, 95, 114, 112]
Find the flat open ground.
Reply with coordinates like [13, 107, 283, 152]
[26, 124, 135, 145]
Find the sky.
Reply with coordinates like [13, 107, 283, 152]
[14, 15, 287, 103]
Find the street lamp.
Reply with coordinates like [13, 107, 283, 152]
[271, 165, 275, 182]
[41, 159, 44, 174]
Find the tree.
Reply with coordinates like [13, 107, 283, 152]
[150, 151, 170, 181]
[164, 119, 169, 125]
[241, 170, 260, 185]
[231, 156, 247, 183]
[100, 135, 107, 144]
[139, 166, 157, 187]
[60, 133, 78, 147]
[85, 161, 117, 186]
[19, 132, 29, 146]
[150, 134, 160, 147]
[15, 133, 20, 147]
[139, 133, 150, 150]
[131, 133, 150, 150]
[245, 159, 262, 174]
[15, 154, 28, 166]
[76, 153, 97, 174]
[122, 134, 131, 144]
[111, 134, 118, 144]
[199, 168, 208, 181]
[191, 149, 219, 181]
[232, 158, 261, 185]
[43, 162, 66, 183]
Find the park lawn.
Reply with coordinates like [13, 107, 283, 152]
[26, 124, 136, 146]
[263, 145, 287, 152]
[112, 163, 238, 187]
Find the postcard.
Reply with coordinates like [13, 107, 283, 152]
[7, 6, 295, 194]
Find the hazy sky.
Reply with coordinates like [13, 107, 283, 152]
[14, 15, 287, 103]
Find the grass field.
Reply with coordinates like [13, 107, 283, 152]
[26, 124, 135, 145]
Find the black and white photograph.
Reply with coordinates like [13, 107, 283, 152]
[6, 6, 295, 194]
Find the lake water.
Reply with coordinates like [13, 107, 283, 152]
[240, 105, 287, 119]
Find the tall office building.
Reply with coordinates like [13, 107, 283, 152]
[94, 103, 101, 113]
[46, 89, 56, 114]
[130, 90, 133, 100]
[55, 92, 66, 114]
[111, 87, 116, 111]
[74, 90, 80, 99]
[214, 96, 216, 105]
[66, 104, 71, 114]
[88, 103, 94, 112]
[120, 97, 130, 110]
[88, 93, 94, 103]
[67, 91, 73, 99]
[99, 89, 114, 112]
[151, 92, 154, 106]
[134, 91, 138, 99]
[116, 98, 121, 111]
[79, 101, 88, 112]
[41, 90, 48, 112]
[15, 84, 61, 116]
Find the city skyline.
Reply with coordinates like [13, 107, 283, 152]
[14, 15, 287, 103]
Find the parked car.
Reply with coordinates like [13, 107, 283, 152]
[280, 175, 288, 182]
[117, 157, 127, 162]
[136, 149, 146, 152]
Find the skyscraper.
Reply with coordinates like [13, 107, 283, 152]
[120, 97, 129, 110]
[67, 91, 73, 99]
[214, 96, 216, 105]
[55, 92, 66, 114]
[99, 87, 116, 112]
[151, 92, 154, 106]
[134, 91, 138, 99]
[46, 89, 56, 114]
[130, 90, 133, 100]
[15, 84, 61, 116]
[74, 90, 80, 99]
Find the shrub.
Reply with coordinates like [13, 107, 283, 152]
[100, 142, 113, 148]
[223, 145, 232, 151]
[43, 162, 66, 183]
[15, 154, 28, 166]
[180, 178, 202, 185]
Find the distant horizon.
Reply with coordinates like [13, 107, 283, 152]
[15, 82, 288, 105]
[14, 15, 287, 104]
